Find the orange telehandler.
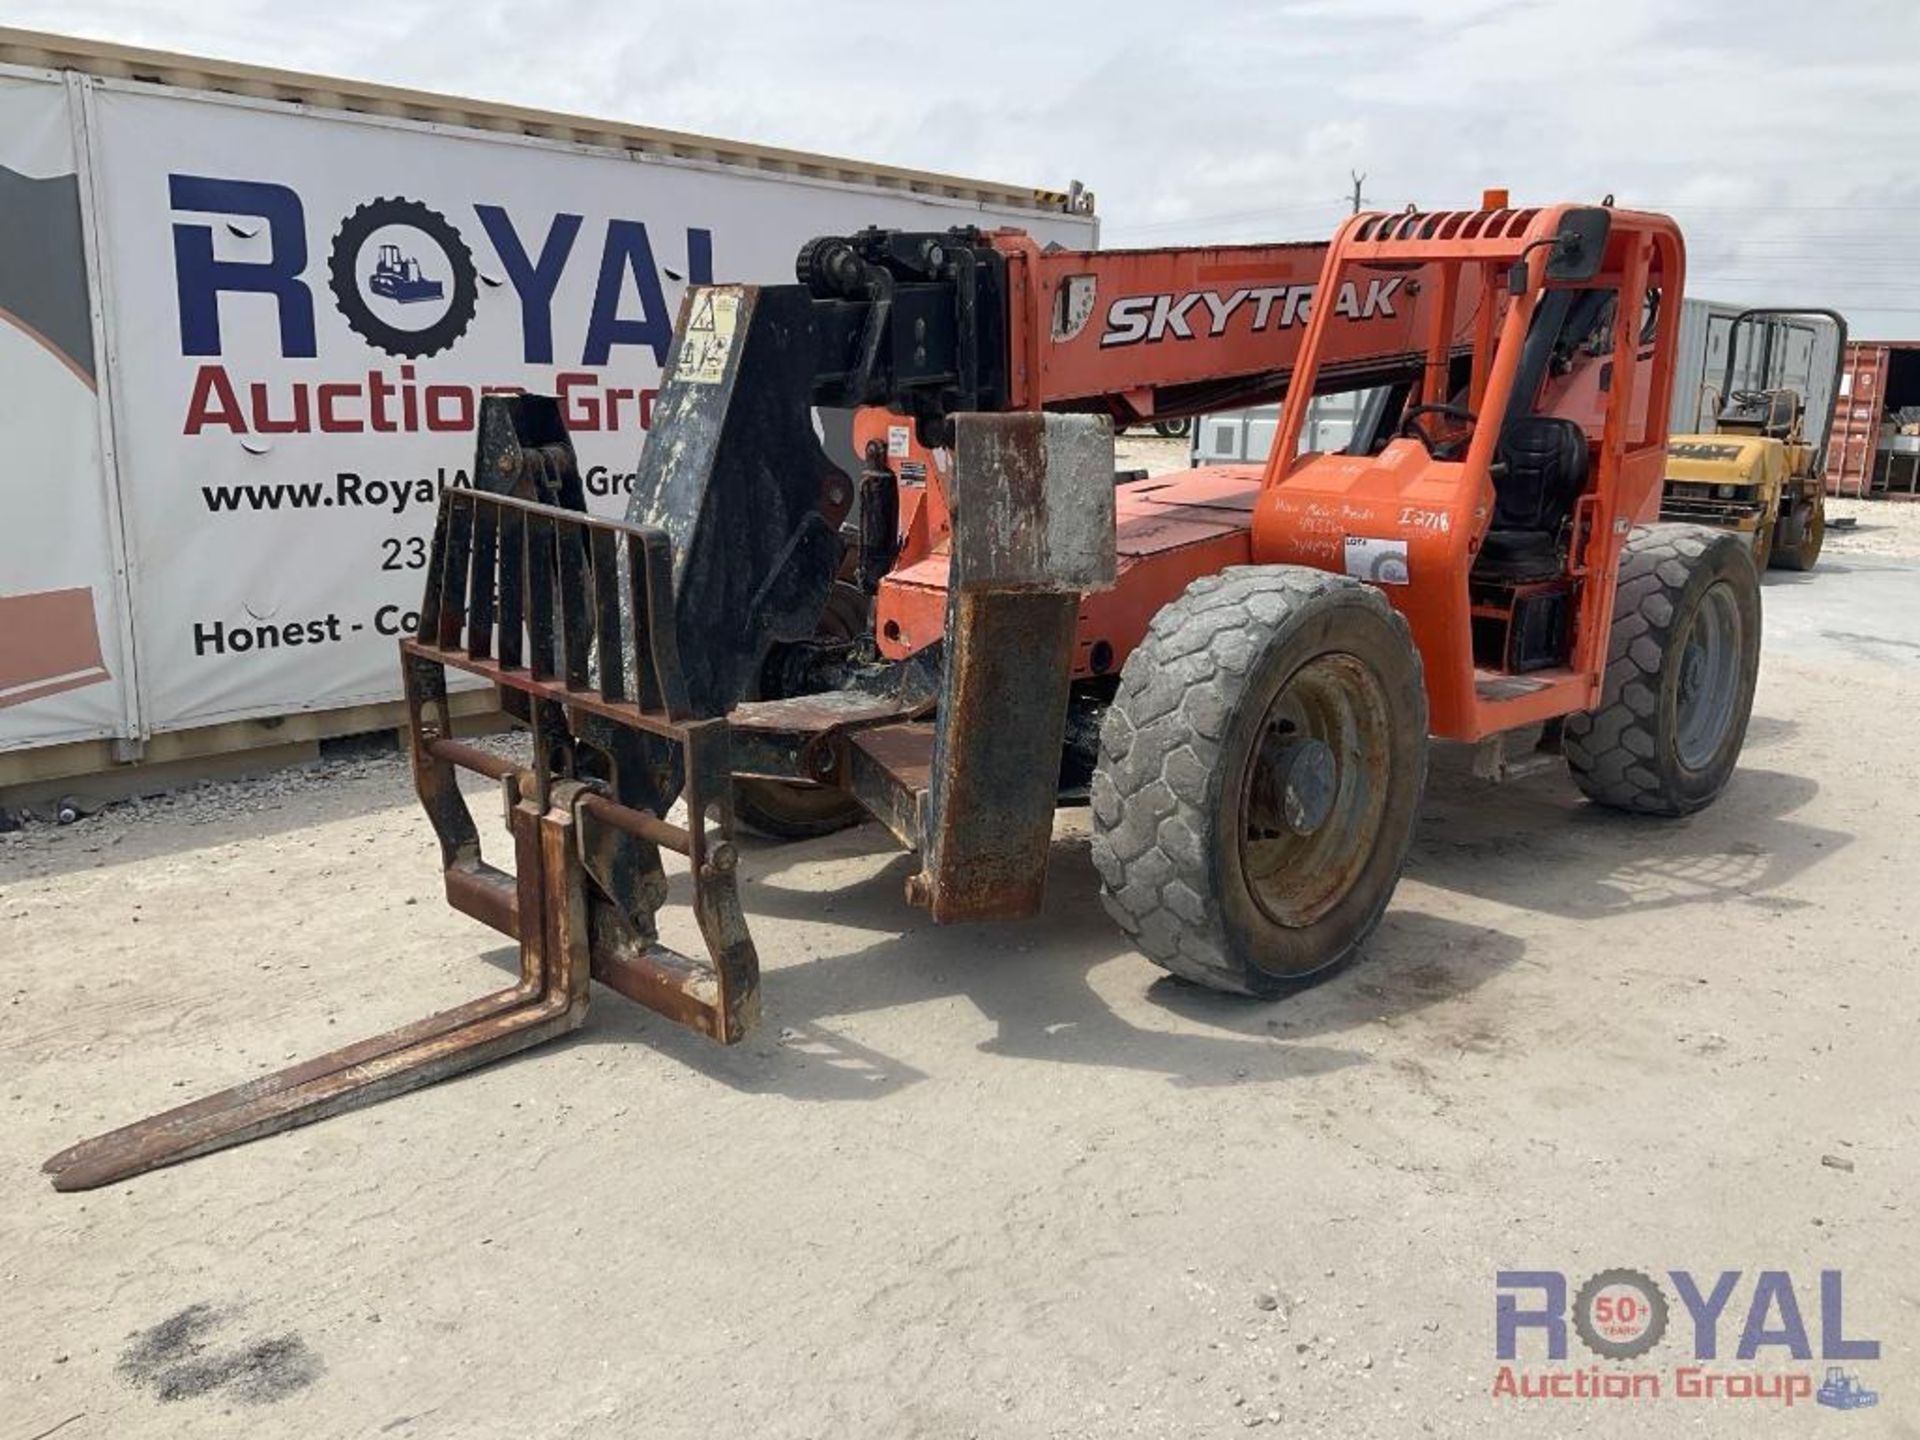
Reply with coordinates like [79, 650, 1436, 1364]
[48, 195, 1762, 1189]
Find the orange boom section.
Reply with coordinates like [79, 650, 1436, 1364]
[868, 229, 1480, 676]
[987, 230, 1450, 420]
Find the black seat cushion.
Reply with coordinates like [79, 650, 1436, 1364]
[1476, 416, 1589, 578]
[1475, 528, 1562, 578]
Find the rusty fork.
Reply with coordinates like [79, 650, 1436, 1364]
[42, 788, 593, 1192]
[45, 456, 760, 1191]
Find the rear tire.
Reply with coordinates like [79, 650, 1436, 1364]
[1090, 567, 1428, 997]
[1564, 524, 1761, 816]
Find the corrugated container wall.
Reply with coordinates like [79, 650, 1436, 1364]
[1831, 341, 1920, 499]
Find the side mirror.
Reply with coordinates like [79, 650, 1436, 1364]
[1507, 261, 1529, 296]
[1544, 207, 1611, 282]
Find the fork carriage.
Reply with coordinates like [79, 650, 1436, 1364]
[44, 393, 1114, 1190]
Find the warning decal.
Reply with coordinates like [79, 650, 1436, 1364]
[679, 289, 741, 385]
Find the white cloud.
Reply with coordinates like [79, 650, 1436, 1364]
[10, 0, 1920, 332]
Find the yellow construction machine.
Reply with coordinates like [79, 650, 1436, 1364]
[1661, 307, 1845, 573]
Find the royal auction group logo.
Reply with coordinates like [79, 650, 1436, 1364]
[166, 173, 715, 438]
[1495, 1268, 1882, 1411]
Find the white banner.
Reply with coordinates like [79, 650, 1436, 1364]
[87, 83, 1094, 734]
[0, 70, 130, 753]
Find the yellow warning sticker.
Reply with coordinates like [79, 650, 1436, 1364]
[679, 289, 741, 385]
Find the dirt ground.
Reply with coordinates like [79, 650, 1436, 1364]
[1826, 493, 1920, 560]
[3, 486, 1917, 1438]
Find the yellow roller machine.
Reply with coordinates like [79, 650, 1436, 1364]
[1662, 307, 1845, 573]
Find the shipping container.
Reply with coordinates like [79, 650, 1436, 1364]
[0, 27, 1096, 793]
[1829, 341, 1920, 499]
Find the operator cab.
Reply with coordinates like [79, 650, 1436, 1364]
[1717, 387, 1802, 441]
[1470, 288, 1623, 581]
[1335, 272, 1661, 671]
[1254, 200, 1685, 740]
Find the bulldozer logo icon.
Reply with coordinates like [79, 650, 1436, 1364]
[1815, 1366, 1879, 1410]
[369, 242, 443, 304]
[326, 196, 478, 359]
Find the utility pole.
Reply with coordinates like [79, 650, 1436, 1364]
[1349, 170, 1368, 215]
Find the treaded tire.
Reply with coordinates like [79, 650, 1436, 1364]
[1564, 523, 1761, 816]
[1090, 566, 1428, 997]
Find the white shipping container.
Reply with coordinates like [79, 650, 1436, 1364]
[0, 29, 1096, 770]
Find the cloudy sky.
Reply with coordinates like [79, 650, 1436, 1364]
[10, 0, 1920, 335]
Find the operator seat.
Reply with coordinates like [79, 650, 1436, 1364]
[1473, 415, 1589, 580]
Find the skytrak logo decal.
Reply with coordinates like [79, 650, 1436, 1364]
[1099, 276, 1405, 347]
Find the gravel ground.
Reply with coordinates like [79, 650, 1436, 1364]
[1114, 431, 1193, 474]
[3, 505, 1916, 1439]
[1827, 494, 1920, 561]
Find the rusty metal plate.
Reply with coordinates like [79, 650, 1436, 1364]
[918, 587, 1079, 923]
[727, 690, 911, 732]
[847, 722, 936, 850]
[949, 413, 1117, 593]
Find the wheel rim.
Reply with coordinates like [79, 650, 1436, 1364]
[1237, 653, 1393, 929]
[1675, 581, 1743, 770]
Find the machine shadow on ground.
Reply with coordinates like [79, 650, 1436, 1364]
[471, 817, 1528, 1106]
[1407, 741, 1849, 921]
[18, 703, 1840, 1117]
[466, 716, 1848, 1106]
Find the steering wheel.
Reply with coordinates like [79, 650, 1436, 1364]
[1397, 403, 1478, 459]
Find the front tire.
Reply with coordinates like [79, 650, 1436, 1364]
[1090, 567, 1428, 997]
[1564, 524, 1761, 815]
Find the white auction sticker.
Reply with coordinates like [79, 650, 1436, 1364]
[1344, 535, 1410, 585]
